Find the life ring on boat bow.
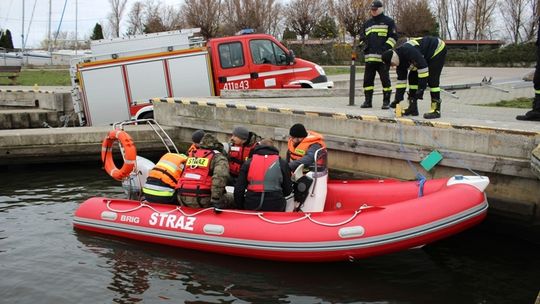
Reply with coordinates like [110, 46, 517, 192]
[101, 130, 137, 181]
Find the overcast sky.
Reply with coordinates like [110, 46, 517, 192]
[0, 0, 180, 49]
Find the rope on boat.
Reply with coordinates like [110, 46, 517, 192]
[103, 200, 373, 227]
[306, 210, 362, 226]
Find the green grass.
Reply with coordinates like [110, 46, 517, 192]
[478, 97, 533, 108]
[1, 66, 358, 85]
[0, 69, 71, 86]
[324, 66, 364, 75]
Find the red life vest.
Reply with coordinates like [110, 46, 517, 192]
[176, 148, 215, 198]
[228, 142, 256, 176]
[247, 154, 282, 192]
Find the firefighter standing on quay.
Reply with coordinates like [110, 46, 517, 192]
[516, 17, 540, 121]
[359, 0, 398, 110]
[382, 36, 447, 119]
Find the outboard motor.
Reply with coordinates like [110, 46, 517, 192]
[121, 156, 155, 199]
[286, 148, 328, 212]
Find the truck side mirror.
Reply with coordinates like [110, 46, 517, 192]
[286, 50, 296, 65]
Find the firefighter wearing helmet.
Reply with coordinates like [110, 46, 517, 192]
[359, 0, 398, 110]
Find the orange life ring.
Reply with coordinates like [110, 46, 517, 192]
[101, 130, 137, 181]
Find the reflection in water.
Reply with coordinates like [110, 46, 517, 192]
[75, 226, 540, 304]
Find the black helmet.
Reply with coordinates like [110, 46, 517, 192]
[371, 0, 383, 8]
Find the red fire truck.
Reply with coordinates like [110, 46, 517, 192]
[70, 29, 333, 126]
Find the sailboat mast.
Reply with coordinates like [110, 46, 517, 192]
[21, 0, 25, 53]
[48, 0, 52, 52]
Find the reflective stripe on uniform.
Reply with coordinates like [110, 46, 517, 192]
[536, 89, 540, 94]
[395, 83, 407, 89]
[418, 67, 429, 78]
[156, 159, 179, 174]
[407, 39, 420, 47]
[366, 58, 383, 62]
[432, 39, 446, 58]
[364, 86, 374, 91]
[409, 85, 419, 90]
[383, 87, 392, 92]
[430, 87, 441, 92]
[143, 188, 175, 197]
[386, 37, 396, 48]
[365, 25, 389, 36]
[365, 53, 382, 63]
[143, 183, 175, 197]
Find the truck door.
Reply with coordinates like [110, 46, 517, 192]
[247, 39, 291, 89]
[213, 41, 252, 92]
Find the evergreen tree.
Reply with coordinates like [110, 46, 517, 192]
[311, 15, 338, 39]
[282, 27, 297, 40]
[90, 23, 104, 40]
[0, 30, 5, 48]
[4, 29, 14, 49]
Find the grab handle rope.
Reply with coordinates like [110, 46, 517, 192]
[104, 200, 373, 227]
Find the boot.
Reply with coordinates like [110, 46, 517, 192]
[516, 97, 540, 121]
[424, 99, 441, 119]
[390, 100, 401, 109]
[360, 90, 373, 108]
[402, 99, 419, 116]
[382, 91, 391, 109]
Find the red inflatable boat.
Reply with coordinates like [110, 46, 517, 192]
[74, 175, 489, 262]
[74, 122, 489, 262]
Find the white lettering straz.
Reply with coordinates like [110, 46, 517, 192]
[149, 213, 196, 231]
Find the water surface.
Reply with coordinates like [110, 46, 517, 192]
[1, 164, 539, 303]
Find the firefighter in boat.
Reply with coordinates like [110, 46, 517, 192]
[176, 133, 231, 208]
[286, 123, 327, 173]
[234, 138, 292, 211]
[227, 126, 261, 184]
[142, 153, 187, 205]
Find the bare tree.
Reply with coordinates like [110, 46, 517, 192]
[432, 0, 452, 39]
[221, 0, 283, 36]
[126, 1, 146, 35]
[449, 0, 471, 39]
[524, 0, 538, 42]
[285, 0, 326, 44]
[469, 0, 497, 40]
[394, 0, 437, 37]
[182, 0, 222, 39]
[332, 0, 370, 45]
[160, 4, 184, 30]
[108, 0, 128, 37]
[500, 0, 528, 43]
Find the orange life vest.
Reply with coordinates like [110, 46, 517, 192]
[146, 153, 187, 188]
[176, 148, 215, 198]
[287, 130, 326, 161]
[187, 143, 197, 155]
[228, 142, 256, 176]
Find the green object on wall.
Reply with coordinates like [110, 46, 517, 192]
[420, 150, 443, 171]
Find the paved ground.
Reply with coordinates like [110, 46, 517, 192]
[233, 66, 540, 132]
[1, 67, 539, 132]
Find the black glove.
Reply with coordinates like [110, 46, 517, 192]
[211, 199, 222, 208]
[415, 89, 425, 100]
[395, 90, 405, 103]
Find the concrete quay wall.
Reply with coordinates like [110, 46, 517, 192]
[0, 125, 182, 166]
[153, 98, 540, 224]
[0, 89, 74, 129]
